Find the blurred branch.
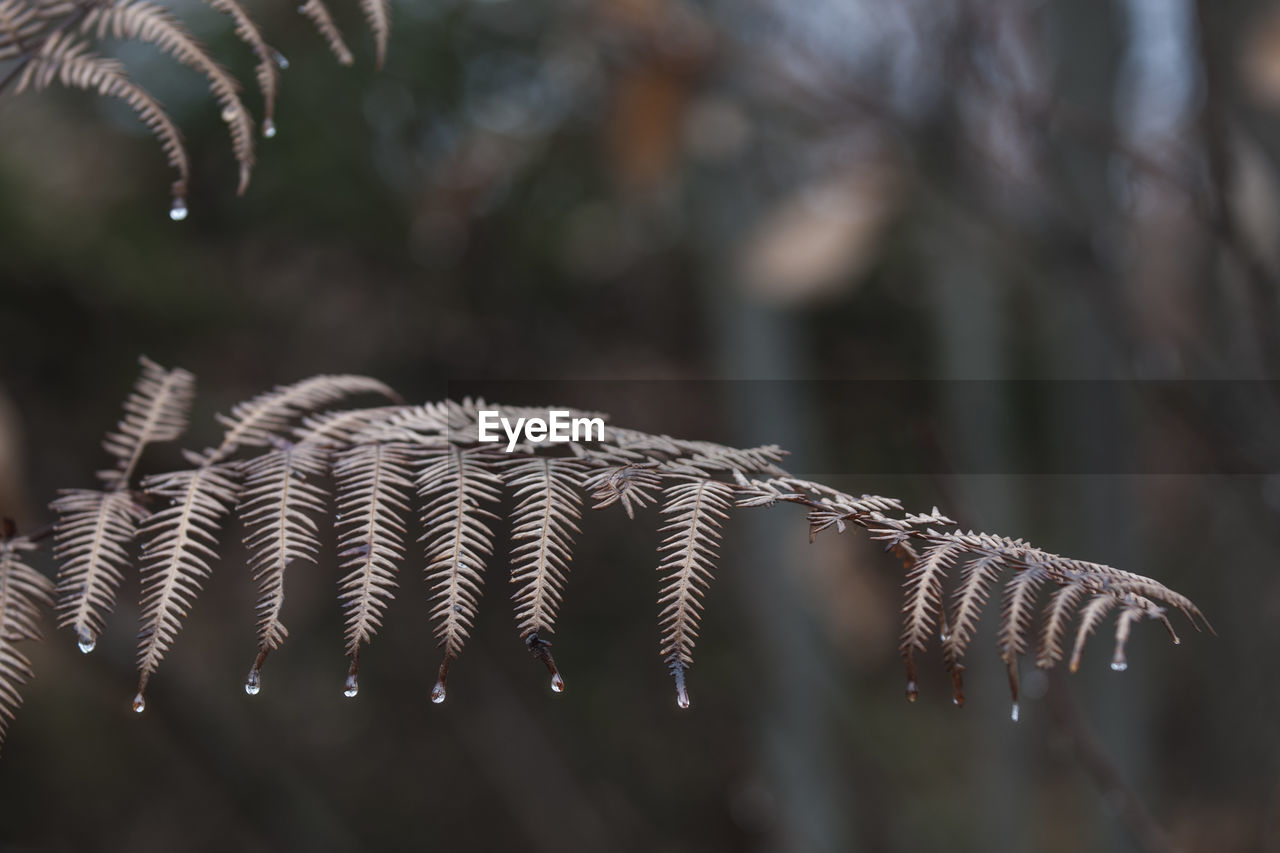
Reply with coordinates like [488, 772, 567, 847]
[1046, 673, 1176, 853]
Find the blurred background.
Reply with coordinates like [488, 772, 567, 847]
[2, 0, 1279, 850]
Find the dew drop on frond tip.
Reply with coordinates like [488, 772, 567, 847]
[245, 666, 262, 696]
[132, 693, 146, 713]
[76, 628, 96, 655]
[169, 198, 188, 221]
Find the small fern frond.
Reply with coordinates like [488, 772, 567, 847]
[1037, 581, 1088, 669]
[238, 442, 329, 690]
[357, 0, 389, 69]
[899, 537, 964, 701]
[298, 0, 353, 67]
[0, 534, 53, 753]
[15, 31, 190, 207]
[506, 456, 585, 690]
[334, 441, 414, 696]
[656, 478, 734, 709]
[940, 552, 1005, 706]
[584, 462, 662, 519]
[418, 444, 503, 701]
[198, 0, 277, 157]
[208, 374, 398, 464]
[134, 464, 241, 707]
[82, 1, 255, 190]
[99, 356, 196, 489]
[51, 489, 148, 650]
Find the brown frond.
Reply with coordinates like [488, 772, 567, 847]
[357, 0, 390, 69]
[208, 374, 398, 463]
[1037, 581, 1088, 669]
[584, 462, 662, 519]
[899, 537, 963, 701]
[82, 1, 254, 192]
[334, 442, 415, 695]
[134, 464, 241, 707]
[1068, 594, 1118, 673]
[418, 445, 503, 702]
[15, 32, 190, 206]
[0, 535, 53, 752]
[506, 457, 585, 691]
[238, 442, 329, 691]
[199, 0, 277, 162]
[99, 356, 196, 489]
[298, 0, 353, 66]
[940, 552, 1005, 706]
[51, 489, 148, 651]
[656, 478, 734, 709]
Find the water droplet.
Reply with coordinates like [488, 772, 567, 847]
[76, 629, 96, 654]
[132, 693, 146, 713]
[905, 679, 918, 703]
[273, 51, 289, 70]
[262, 119, 277, 139]
[430, 679, 447, 704]
[221, 105, 237, 122]
[675, 684, 690, 709]
[550, 672, 565, 693]
[343, 673, 359, 698]
[245, 668, 261, 695]
[1010, 702, 1020, 722]
[169, 198, 188, 221]
[1110, 661, 1128, 672]
[940, 632, 951, 642]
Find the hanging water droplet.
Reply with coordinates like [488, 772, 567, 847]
[245, 668, 261, 696]
[430, 679, 447, 704]
[76, 629, 96, 654]
[343, 673, 359, 698]
[905, 679, 918, 703]
[262, 119, 277, 139]
[221, 105, 237, 122]
[1010, 702, 1020, 722]
[273, 51, 289, 70]
[169, 198, 188, 221]
[132, 693, 146, 713]
[940, 632, 951, 643]
[1110, 661, 1128, 672]
[675, 684, 690, 709]
[550, 672, 565, 693]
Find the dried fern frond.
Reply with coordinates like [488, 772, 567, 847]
[505, 456, 585, 690]
[51, 489, 148, 650]
[53, 356, 195, 651]
[99, 356, 196, 489]
[5, 365, 1207, 750]
[15, 31, 190, 209]
[298, 0, 352, 66]
[357, 0, 389, 70]
[207, 374, 398, 463]
[656, 478, 734, 709]
[199, 0, 278, 148]
[0, 533, 53, 752]
[239, 441, 329, 691]
[334, 441, 415, 697]
[81, 0, 255, 194]
[418, 444, 503, 702]
[134, 464, 241, 708]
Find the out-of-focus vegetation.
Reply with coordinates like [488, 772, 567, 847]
[2, 0, 1279, 851]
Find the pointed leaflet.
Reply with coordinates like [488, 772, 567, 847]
[0, 536, 53, 752]
[656, 478, 734, 709]
[334, 442, 415, 684]
[298, 0, 353, 66]
[53, 357, 194, 650]
[358, 0, 390, 69]
[899, 537, 964, 699]
[418, 445, 502, 698]
[135, 465, 240, 702]
[239, 442, 329, 669]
